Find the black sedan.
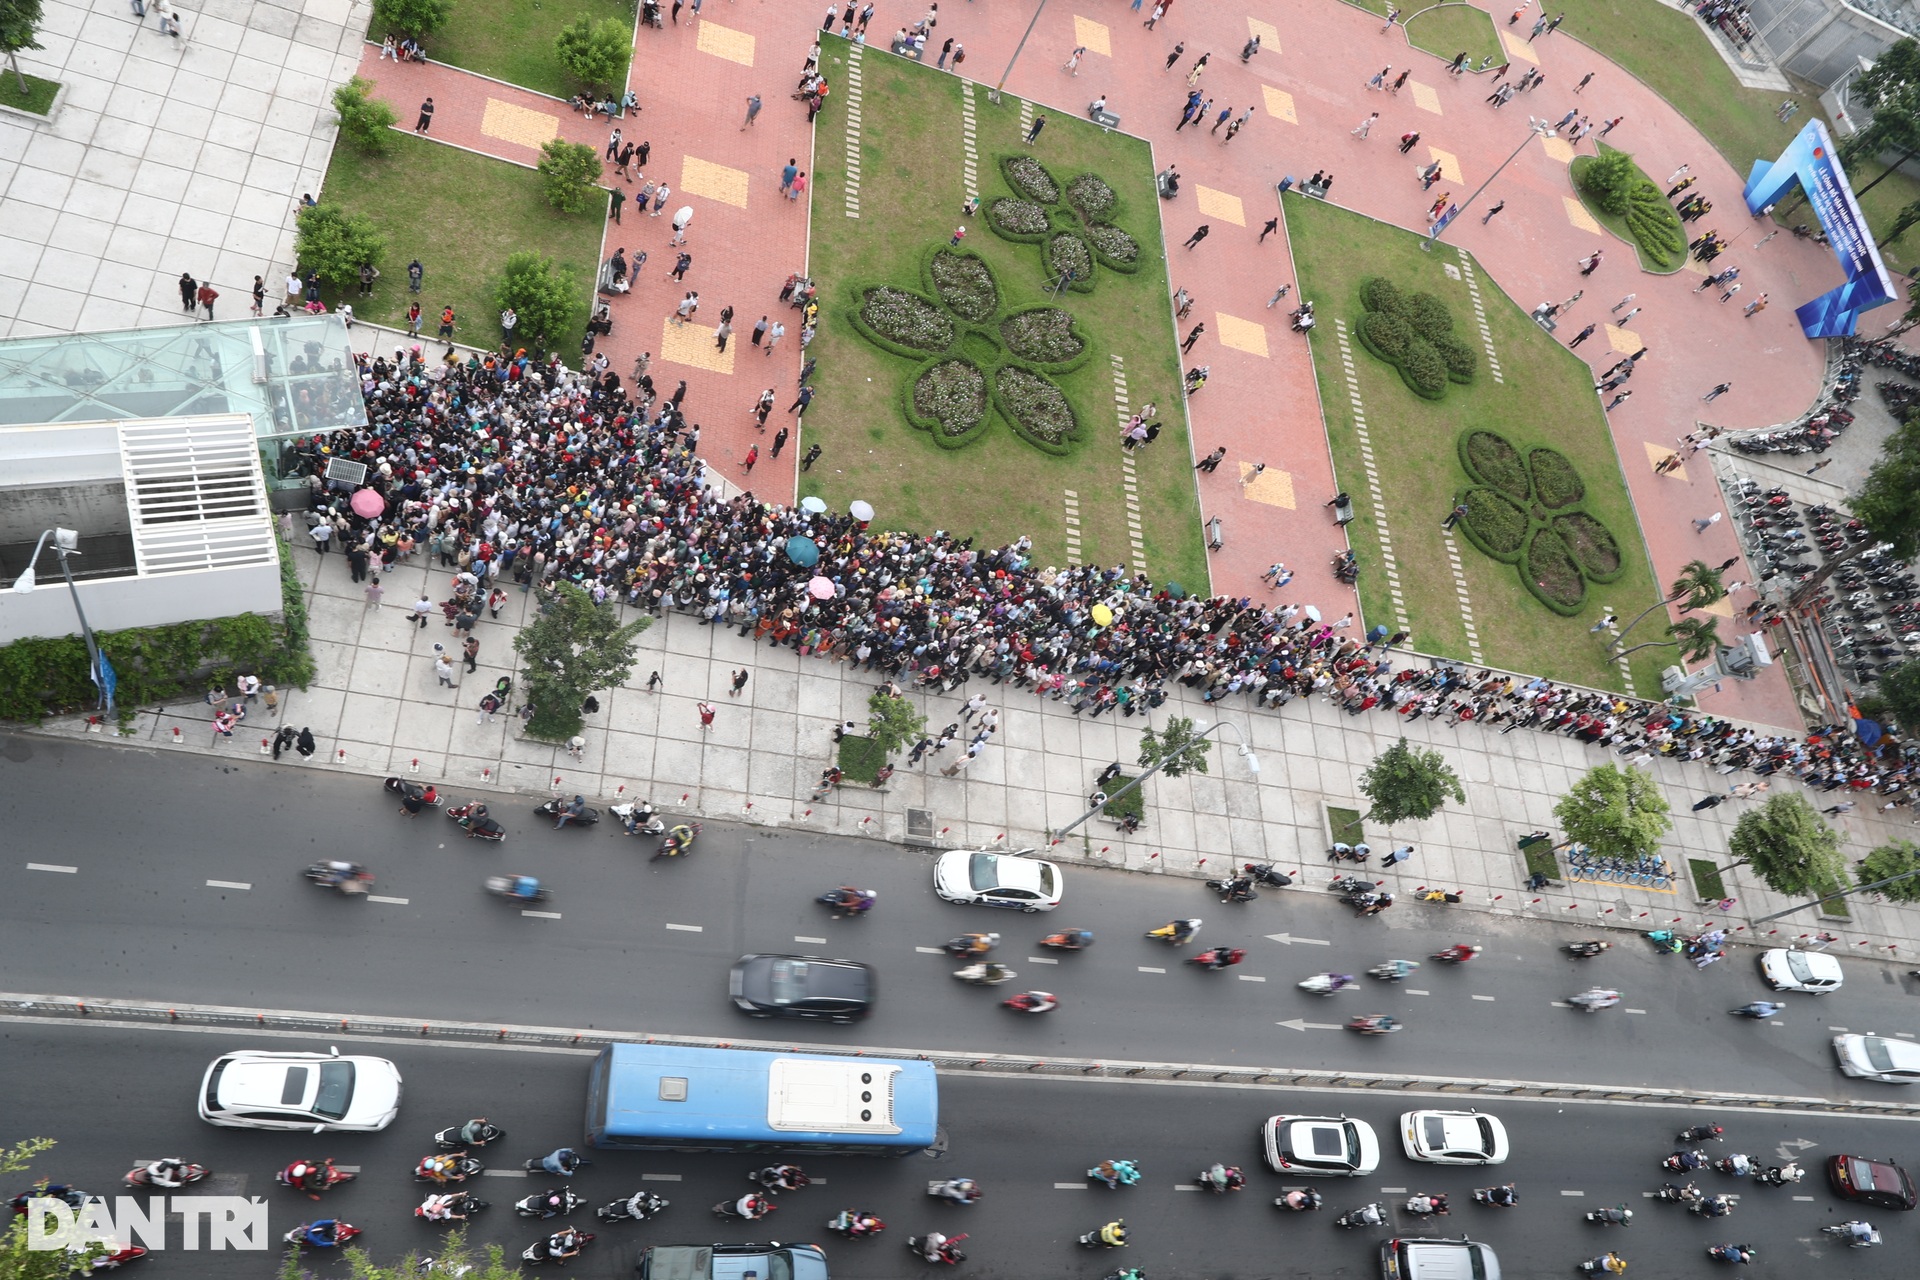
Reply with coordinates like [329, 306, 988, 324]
[1828, 1154, 1917, 1210]
[729, 955, 874, 1023]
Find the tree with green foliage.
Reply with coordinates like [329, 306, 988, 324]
[494, 252, 578, 351]
[537, 137, 603, 215]
[1612, 615, 1720, 663]
[0, 0, 45, 95]
[1608, 559, 1723, 654]
[1554, 762, 1672, 860]
[1726, 793, 1846, 897]
[865, 689, 927, 759]
[555, 16, 631, 94]
[331, 77, 398, 155]
[294, 203, 387, 291]
[512, 582, 650, 740]
[1357, 738, 1466, 827]
[371, 0, 451, 39]
[1578, 147, 1638, 215]
[1792, 413, 1920, 606]
[0, 1137, 104, 1280]
[1137, 715, 1213, 778]
[1857, 838, 1920, 903]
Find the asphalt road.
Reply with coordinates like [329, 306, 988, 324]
[5, 1020, 1913, 1279]
[4, 736, 1920, 1101]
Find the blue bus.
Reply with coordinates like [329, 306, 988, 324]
[586, 1043, 940, 1156]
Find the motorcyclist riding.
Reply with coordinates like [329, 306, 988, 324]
[553, 795, 588, 830]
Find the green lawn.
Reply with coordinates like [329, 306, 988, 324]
[804, 37, 1205, 589]
[318, 134, 603, 347]
[424, 0, 636, 100]
[0, 71, 59, 116]
[1286, 194, 1666, 695]
[1404, 3, 1502, 66]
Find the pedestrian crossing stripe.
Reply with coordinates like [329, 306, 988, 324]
[1562, 196, 1602, 235]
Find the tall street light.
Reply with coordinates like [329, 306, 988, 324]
[11, 527, 114, 711]
[1051, 719, 1260, 845]
[989, 0, 1052, 105]
[1423, 116, 1557, 251]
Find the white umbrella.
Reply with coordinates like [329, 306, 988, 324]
[849, 499, 875, 522]
[1303, 605, 1323, 623]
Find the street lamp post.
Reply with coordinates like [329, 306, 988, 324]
[10, 527, 113, 711]
[989, 0, 1051, 106]
[1422, 117, 1556, 251]
[1050, 720, 1260, 845]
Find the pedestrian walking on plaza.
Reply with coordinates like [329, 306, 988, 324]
[1703, 380, 1733, 401]
[415, 97, 433, 133]
[1352, 112, 1378, 138]
[1259, 216, 1279, 242]
[1184, 224, 1211, 249]
[1442, 502, 1469, 531]
[1196, 446, 1226, 472]
[1568, 323, 1596, 348]
[1482, 200, 1505, 224]
[1693, 512, 1722, 532]
[1025, 115, 1046, 145]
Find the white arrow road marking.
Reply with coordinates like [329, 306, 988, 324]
[1276, 1018, 1344, 1031]
[1265, 933, 1331, 945]
[26, 864, 77, 873]
[206, 880, 251, 890]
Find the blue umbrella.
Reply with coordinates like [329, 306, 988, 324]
[785, 535, 820, 567]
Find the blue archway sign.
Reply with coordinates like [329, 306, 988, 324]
[1743, 118, 1896, 337]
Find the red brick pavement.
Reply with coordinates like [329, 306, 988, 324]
[355, 2, 1844, 726]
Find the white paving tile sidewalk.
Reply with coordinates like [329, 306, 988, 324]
[0, 0, 368, 337]
[36, 531, 1920, 967]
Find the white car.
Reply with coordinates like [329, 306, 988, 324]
[933, 849, 1062, 911]
[1833, 1034, 1920, 1084]
[198, 1048, 402, 1131]
[1261, 1114, 1381, 1176]
[1401, 1110, 1510, 1164]
[1759, 948, 1843, 994]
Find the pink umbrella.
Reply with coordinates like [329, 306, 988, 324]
[807, 576, 836, 600]
[349, 488, 386, 518]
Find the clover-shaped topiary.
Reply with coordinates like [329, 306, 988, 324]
[985, 157, 1139, 291]
[1453, 430, 1625, 617]
[848, 244, 1091, 455]
[1353, 276, 1478, 401]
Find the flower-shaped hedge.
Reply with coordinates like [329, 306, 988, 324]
[1353, 277, 1477, 401]
[985, 157, 1140, 292]
[849, 245, 1091, 455]
[1453, 430, 1626, 616]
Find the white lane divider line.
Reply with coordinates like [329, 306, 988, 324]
[642, 1174, 682, 1182]
[522, 910, 562, 920]
[795, 936, 828, 945]
[26, 863, 77, 874]
[1053, 1182, 1086, 1190]
[1138, 966, 1166, 974]
[916, 946, 945, 954]
[206, 879, 252, 890]
[664, 923, 703, 932]
[1028, 956, 1059, 965]
[367, 895, 410, 905]
[1237, 974, 1267, 982]
[1471, 994, 1496, 1002]
[482, 1169, 529, 1178]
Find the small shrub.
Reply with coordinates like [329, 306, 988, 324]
[860, 286, 953, 351]
[1066, 173, 1116, 219]
[928, 250, 998, 321]
[1003, 155, 1060, 202]
[1529, 447, 1585, 508]
[1461, 489, 1528, 559]
[1000, 308, 1084, 364]
[1462, 430, 1529, 500]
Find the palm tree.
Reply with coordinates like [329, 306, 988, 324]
[1606, 560, 1723, 655]
[1613, 616, 1720, 662]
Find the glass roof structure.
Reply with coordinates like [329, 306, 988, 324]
[0, 314, 366, 487]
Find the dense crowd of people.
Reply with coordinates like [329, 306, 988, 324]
[288, 345, 1911, 804]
